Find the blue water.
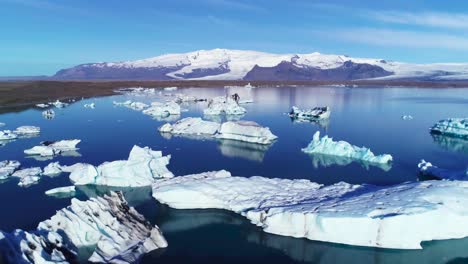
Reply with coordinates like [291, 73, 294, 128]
[0, 86, 467, 263]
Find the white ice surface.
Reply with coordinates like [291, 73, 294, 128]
[11, 167, 42, 187]
[159, 117, 220, 136]
[204, 96, 246, 116]
[0, 130, 18, 140]
[142, 101, 181, 117]
[0, 160, 21, 179]
[24, 140, 81, 157]
[431, 118, 467, 138]
[215, 121, 277, 144]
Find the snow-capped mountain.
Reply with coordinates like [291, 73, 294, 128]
[53, 49, 468, 81]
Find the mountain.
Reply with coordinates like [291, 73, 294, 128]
[52, 49, 468, 81]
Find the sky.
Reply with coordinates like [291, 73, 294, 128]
[2, 0, 468, 76]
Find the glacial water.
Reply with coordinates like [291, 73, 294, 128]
[0, 85, 467, 263]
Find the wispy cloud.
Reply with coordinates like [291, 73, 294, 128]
[197, 0, 267, 12]
[1, 0, 90, 15]
[370, 11, 468, 29]
[317, 27, 468, 50]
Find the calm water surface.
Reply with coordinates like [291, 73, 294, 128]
[0, 86, 467, 263]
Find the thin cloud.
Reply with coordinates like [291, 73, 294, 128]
[317, 28, 468, 50]
[371, 11, 468, 29]
[198, 0, 267, 12]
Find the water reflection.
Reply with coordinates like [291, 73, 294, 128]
[308, 153, 392, 171]
[76, 185, 153, 207]
[431, 134, 468, 154]
[217, 139, 273, 162]
[290, 116, 330, 130]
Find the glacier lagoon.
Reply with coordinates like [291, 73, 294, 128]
[0, 85, 467, 263]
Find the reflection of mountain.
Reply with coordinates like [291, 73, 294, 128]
[76, 185, 153, 207]
[432, 134, 468, 154]
[308, 153, 392, 171]
[217, 139, 273, 162]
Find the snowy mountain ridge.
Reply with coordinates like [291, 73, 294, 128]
[54, 48, 468, 81]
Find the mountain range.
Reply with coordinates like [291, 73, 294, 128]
[52, 49, 468, 81]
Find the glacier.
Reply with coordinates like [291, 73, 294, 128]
[69, 145, 173, 187]
[431, 118, 468, 138]
[302, 131, 392, 165]
[10, 167, 43, 187]
[24, 139, 81, 157]
[204, 96, 247, 116]
[153, 170, 468, 249]
[0, 192, 167, 263]
[418, 160, 467, 181]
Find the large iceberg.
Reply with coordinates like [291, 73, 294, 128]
[0, 160, 21, 179]
[69, 145, 173, 187]
[431, 118, 468, 138]
[418, 160, 467, 181]
[113, 100, 149, 111]
[204, 96, 247, 116]
[153, 171, 468, 249]
[0, 192, 167, 263]
[11, 167, 43, 187]
[24, 139, 81, 157]
[302, 131, 392, 165]
[143, 101, 181, 117]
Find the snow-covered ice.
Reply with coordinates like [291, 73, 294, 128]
[45, 186, 76, 197]
[11, 167, 42, 187]
[418, 160, 467, 181]
[153, 171, 468, 249]
[69, 145, 173, 187]
[204, 96, 247, 116]
[431, 118, 467, 138]
[24, 139, 81, 157]
[143, 101, 181, 117]
[302, 131, 392, 165]
[13, 126, 40, 135]
[164, 86, 178, 91]
[51, 100, 68, 108]
[113, 100, 149, 111]
[0, 160, 20, 179]
[0, 130, 18, 141]
[43, 162, 63, 176]
[215, 121, 277, 144]
[35, 103, 49, 108]
[289, 106, 331, 120]
[0, 192, 167, 263]
[159, 117, 220, 137]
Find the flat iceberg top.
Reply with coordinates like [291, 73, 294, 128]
[215, 121, 278, 144]
[13, 126, 40, 135]
[69, 145, 173, 187]
[143, 101, 181, 117]
[290, 106, 331, 120]
[418, 160, 467, 180]
[302, 131, 392, 165]
[153, 171, 468, 249]
[11, 167, 42, 187]
[159, 117, 220, 136]
[431, 118, 468, 138]
[204, 96, 247, 116]
[24, 139, 81, 157]
[0, 192, 167, 263]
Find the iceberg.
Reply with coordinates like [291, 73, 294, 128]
[43, 162, 63, 176]
[42, 109, 55, 119]
[0, 192, 167, 263]
[431, 118, 468, 138]
[159, 117, 220, 137]
[0, 122, 5, 127]
[418, 160, 468, 181]
[13, 126, 40, 135]
[84, 103, 95, 108]
[11, 167, 42, 187]
[302, 131, 392, 165]
[69, 145, 173, 187]
[142, 101, 180, 117]
[0, 130, 18, 140]
[35, 103, 49, 108]
[51, 100, 67, 108]
[204, 96, 247, 116]
[113, 100, 149, 111]
[215, 121, 277, 144]
[45, 186, 76, 197]
[401, 115, 413, 120]
[289, 106, 331, 120]
[0, 160, 20, 179]
[24, 139, 81, 157]
[153, 171, 468, 249]
[175, 93, 205, 103]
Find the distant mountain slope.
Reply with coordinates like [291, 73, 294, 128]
[52, 49, 468, 81]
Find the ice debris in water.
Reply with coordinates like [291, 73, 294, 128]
[401, 115, 413, 120]
[84, 103, 95, 109]
[204, 96, 247, 116]
[159, 117, 277, 144]
[0, 130, 18, 141]
[43, 162, 63, 176]
[163, 86, 177, 91]
[431, 118, 467, 138]
[0, 192, 167, 263]
[0, 160, 21, 179]
[153, 170, 468, 250]
[69, 145, 173, 187]
[13, 126, 40, 135]
[143, 101, 181, 117]
[418, 160, 468, 181]
[11, 167, 43, 187]
[302, 131, 392, 165]
[289, 106, 331, 120]
[42, 109, 55, 119]
[35, 103, 49, 108]
[45, 186, 76, 197]
[24, 139, 81, 157]
[113, 100, 149, 111]
[51, 100, 68, 108]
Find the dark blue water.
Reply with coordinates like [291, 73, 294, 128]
[0, 86, 467, 263]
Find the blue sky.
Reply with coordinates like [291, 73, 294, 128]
[2, 0, 468, 75]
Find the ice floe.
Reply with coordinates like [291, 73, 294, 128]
[42, 109, 55, 119]
[24, 139, 81, 157]
[0, 192, 167, 263]
[142, 101, 181, 117]
[35, 103, 49, 108]
[159, 117, 220, 137]
[418, 160, 467, 181]
[13, 126, 40, 136]
[69, 145, 173, 187]
[45, 186, 76, 197]
[302, 131, 392, 166]
[153, 171, 468, 249]
[113, 100, 149, 111]
[289, 106, 331, 120]
[164, 86, 178, 91]
[204, 96, 247, 116]
[431, 118, 468, 138]
[0, 122, 5, 127]
[401, 115, 413, 120]
[11, 167, 43, 187]
[43, 162, 63, 176]
[0, 130, 18, 141]
[0, 160, 21, 179]
[174, 93, 205, 103]
[51, 100, 68, 108]
[84, 103, 95, 109]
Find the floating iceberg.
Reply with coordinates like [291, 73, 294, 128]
[84, 103, 95, 109]
[289, 106, 331, 120]
[13, 126, 40, 135]
[42, 109, 55, 119]
[35, 103, 49, 108]
[0, 192, 167, 263]
[302, 131, 392, 165]
[45, 186, 76, 197]
[51, 100, 67, 108]
[24, 139, 81, 157]
[113, 100, 149, 111]
[0, 130, 18, 141]
[418, 160, 467, 181]
[174, 93, 205, 103]
[164, 86, 178, 91]
[431, 118, 468, 138]
[43, 162, 63, 176]
[159, 117, 220, 137]
[153, 171, 468, 249]
[0, 160, 20, 179]
[11, 167, 43, 187]
[69, 145, 173, 187]
[401, 115, 413, 120]
[215, 121, 277, 144]
[204, 96, 247, 116]
[143, 101, 180, 117]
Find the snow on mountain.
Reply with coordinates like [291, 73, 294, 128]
[53, 49, 468, 81]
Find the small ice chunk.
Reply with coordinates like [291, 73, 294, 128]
[43, 162, 63, 176]
[84, 103, 95, 109]
[431, 118, 467, 138]
[215, 121, 277, 144]
[302, 131, 392, 165]
[13, 126, 40, 135]
[113, 100, 149, 111]
[289, 106, 331, 120]
[45, 186, 76, 197]
[35, 103, 49, 108]
[143, 101, 181, 117]
[418, 160, 468, 180]
[51, 100, 67, 108]
[42, 109, 55, 119]
[11, 167, 42, 187]
[402, 115, 413, 120]
[0, 130, 18, 140]
[0, 160, 21, 179]
[164, 86, 178, 91]
[0, 122, 5, 127]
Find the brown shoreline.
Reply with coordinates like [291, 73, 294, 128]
[0, 80, 467, 114]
